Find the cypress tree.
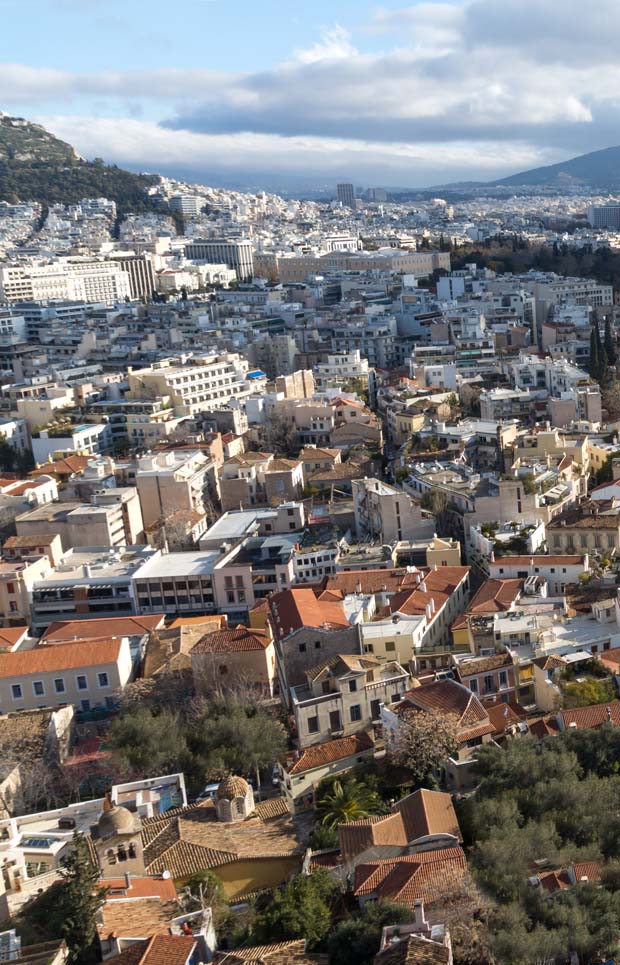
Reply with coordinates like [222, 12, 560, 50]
[605, 316, 617, 366]
[590, 327, 599, 380]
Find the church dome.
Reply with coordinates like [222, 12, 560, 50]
[98, 804, 135, 839]
[216, 775, 250, 801]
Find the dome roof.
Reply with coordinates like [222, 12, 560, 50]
[216, 775, 250, 801]
[98, 804, 135, 838]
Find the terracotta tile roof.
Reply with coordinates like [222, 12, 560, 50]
[548, 510, 620, 530]
[533, 654, 565, 671]
[354, 848, 466, 908]
[451, 578, 523, 630]
[298, 448, 340, 460]
[30, 456, 91, 477]
[456, 652, 514, 677]
[598, 648, 620, 669]
[103, 942, 149, 965]
[538, 869, 572, 895]
[558, 700, 620, 731]
[286, 732, 374, 775]
[321, 569, 423, 596]
[374, 935, 450, 964]
[528, 715, 560, 738]
[339, 813, 408, 859]
[190, 625, 272, 654]
[98, 897, 181, 940]
[484, 701, 527, 734]
[0, 707, 60, 760]
[142, 799, 302, 880]
[169, 615, 227, 629]
[0, 626, 28, 649]
[214, 940, 328, 964]
[572, 860, 602, 883]
[133, 936, 196, 965]
[268, 588, 349, 638]
[42, 615, 165, 642]
[392, 789, 461, 843]
[399, 680, 493, 744]
[0, 637, 122, 678]
[3, 534, 58, 548]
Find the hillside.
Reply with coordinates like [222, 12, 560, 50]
[494, 144, 620, 189]
[0, 113, 161, 214]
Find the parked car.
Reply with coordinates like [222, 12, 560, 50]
[196, 783, 220, 802]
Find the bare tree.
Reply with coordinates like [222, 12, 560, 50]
[388, 709, 460, 786]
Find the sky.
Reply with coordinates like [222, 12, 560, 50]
[1, 0, 620, 190]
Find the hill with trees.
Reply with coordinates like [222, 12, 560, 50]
[0, 113, 161, 216]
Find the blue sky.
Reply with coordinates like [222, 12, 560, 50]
[2, 0, 619, 189]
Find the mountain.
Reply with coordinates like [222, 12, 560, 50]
[0, 113, 161, 215]
[492, 144, 620, 189]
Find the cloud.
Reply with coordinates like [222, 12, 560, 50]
[293, 25, 357, 64]
[37, 113, 555, 187]
[7, 0, 620, 185]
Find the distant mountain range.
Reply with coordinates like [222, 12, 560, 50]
[0, 113, 160, 215]
[491, 144, 620, 189]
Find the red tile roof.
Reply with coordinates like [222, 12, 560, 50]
[451, 578, 523, 630]
[572, 860, 602, 884]
[101, 876, 178, 900]
[0, 626, 28, 649]
[0, 638, 123, 677]
[190, 625, 272, 653]
[558, 700, 620, 731]
[400, 679, 494, 743]
[353, 847, 466, 907]
[42, 615, 165, 642]
[286, 732, 374, 775]
[269, 588, 349, 638]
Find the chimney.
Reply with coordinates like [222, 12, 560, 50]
[355, 580, 362, 595]
[413, 900, 429, 934]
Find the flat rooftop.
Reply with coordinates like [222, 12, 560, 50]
[133, 550, 221, 579]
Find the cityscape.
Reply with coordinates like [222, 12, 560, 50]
[3, 3, 620, 965]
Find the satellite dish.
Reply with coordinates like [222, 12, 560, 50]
[162, 870, 171, 880]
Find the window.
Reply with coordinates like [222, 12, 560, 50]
[315, 640, 321, 649]
[54, 678, 66, 694]
[76, 675, 88, 691]
[219, 665, 228, 675]
[33, 681, 44, 697]
[81, 700, 90, 712]
[308, 716, 319, 733]
[499, 670, 508, 687]
[350, 704, 362, 722]
[97, 672, 109, 688]
[11, 684, 22, 700]
[385, 641, 396, 652]
[105, 696, 116, 710]
[370, 699, 381, 720]
[483, 675, 494, 693]
[329, 710, 341, 731]
[348, 679, 357, 693]
[391, 693, 400, 704]
[470, 678, 478, 693]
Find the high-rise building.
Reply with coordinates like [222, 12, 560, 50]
[587, 204, 620, 229]
[0, 261, 131, 306]
[169, 194, 204, 219]
[108, 254, 156, 301]
[184, 239, 254, 281]
[337, 183, 355, 207]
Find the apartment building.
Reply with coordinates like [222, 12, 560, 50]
[291, 654, 409, 748]
[127, 355, 251, 417]
[488, 555, 588, 596]
[30, 545, 156, 630]
[0, 637, 133, 714]
[16, 495, 140, 551]
[352, 478, 435, 544]
[0, 261, 131, 306]
[132, 550, 219, 617]
[135, 450, 217, 528]
[184, 239, 254, 281]
[31, 423, 111, 465]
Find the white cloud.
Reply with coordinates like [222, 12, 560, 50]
[37, 113, 555, 186]
[293, 25, 357, 64]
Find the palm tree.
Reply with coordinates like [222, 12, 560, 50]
[317, 779, 380, 829]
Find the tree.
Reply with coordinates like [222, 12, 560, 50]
[388, 710, 459, 786]
[188, 701, 287, 796]
[252, 867, 337, 948]
[106, 707, 187, 777]
[25, 833, 107, 963]
[327, 901, 412, 965]
[263, 412, 299, 457]
[562, 677, 615, 708]
[605, 315, 617, 366]
[316, 778, 381, 829]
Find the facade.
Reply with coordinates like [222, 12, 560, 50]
[0, 637, 132, 713]
[127, 355, 251, 417]
[135, 450, 217, 529]
[291, 654, 410, 748]
[190, 624, 277, 696]
[184, 240, 254, 281]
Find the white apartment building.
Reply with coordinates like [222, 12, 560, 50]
[0, 261, 131, 306]
[127, 354, 252, 417]
[184, 239, 254, 281]
[169, 194, 204, 218]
